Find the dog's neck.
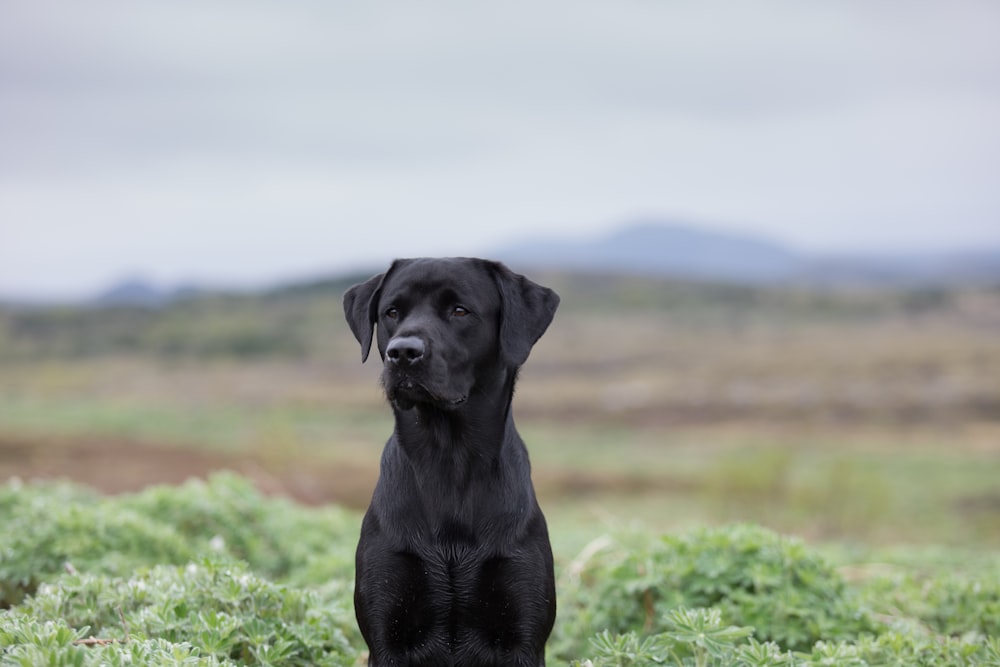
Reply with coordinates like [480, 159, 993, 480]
[393, 370, 515, 453]
[389, 367, 526, 494]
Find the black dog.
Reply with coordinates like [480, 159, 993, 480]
[343, 257, 559, 667]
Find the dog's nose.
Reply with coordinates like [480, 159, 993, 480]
[386, 336, 425, 366]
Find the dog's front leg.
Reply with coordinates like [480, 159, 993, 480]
[355, 545, 447, 666]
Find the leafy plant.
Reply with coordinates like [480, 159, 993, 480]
[3, 558, 358, 667]
[576, 608, 756, 667]
[0, 614, 231, 667]
[0, 479, 196, 607]
[122, 473, 358, 584]
[555, 524, 878, 658]
[573, 607, 1000, 667]
[0, 474, 358, 607]
[857, 563, 1000, 639]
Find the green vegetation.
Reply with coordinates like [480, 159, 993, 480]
[3, 560, 356, 667]
[3, 476, 1000, 666]
[574, 607, 1000, 667]
[554, 524, 877, 656]
[0, 474, 356, 608]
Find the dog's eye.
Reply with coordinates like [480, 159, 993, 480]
[384, 307, 399, 320]
[451, 306, 470, 317]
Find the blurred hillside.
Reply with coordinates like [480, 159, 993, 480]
[2, 271, 998, 426]
[2, 269, 999, 546]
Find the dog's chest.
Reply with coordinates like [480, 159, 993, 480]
[400, 507, 516, 569]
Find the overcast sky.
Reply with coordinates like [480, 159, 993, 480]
[2, 1, 999, 299]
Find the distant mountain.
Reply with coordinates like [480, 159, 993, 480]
[92, 278, 166, 307]
[495, 222, 803, 283]
[93, 277, 212, 307]
[495, 222, 1000, 286]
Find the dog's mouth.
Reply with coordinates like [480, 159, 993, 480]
[386, 377, 467, 411]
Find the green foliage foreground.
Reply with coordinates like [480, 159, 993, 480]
[2, 474, 999, 666]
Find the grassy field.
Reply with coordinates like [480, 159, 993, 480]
[1, 273, 999, 562]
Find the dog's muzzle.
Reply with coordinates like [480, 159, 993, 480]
[383, 335, 466, 410]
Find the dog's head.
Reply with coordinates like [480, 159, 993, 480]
[343, 258, 559, 411]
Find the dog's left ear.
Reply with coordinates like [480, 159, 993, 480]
[492, 262, 560, 367]
[343, 271, 386, 363]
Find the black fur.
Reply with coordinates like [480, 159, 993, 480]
[343, 257, 559, 666]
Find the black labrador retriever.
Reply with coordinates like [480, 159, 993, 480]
[343, 257, 559, 667]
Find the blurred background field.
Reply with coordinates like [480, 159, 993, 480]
[3, 272, 998, 561]
[4, 1, 1000, 573]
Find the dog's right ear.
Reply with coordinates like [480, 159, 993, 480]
[343, 272, 385, 363]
